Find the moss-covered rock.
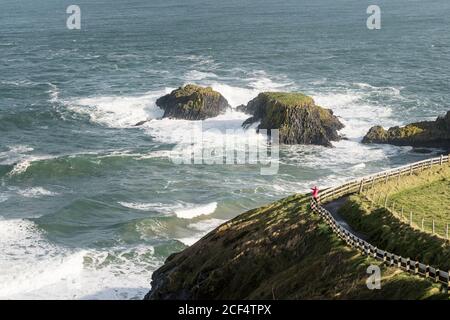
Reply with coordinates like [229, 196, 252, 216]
[144, 194, 446, 300]
[156, 84, 230, 120]
[240, 92, 344, 147]
[362, 111, 450, 149]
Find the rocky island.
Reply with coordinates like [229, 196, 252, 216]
[239, 92, 344, 147]
[363, 111, 450, 150]
[156, 84, 231, 120]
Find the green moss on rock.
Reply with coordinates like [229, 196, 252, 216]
[156, 84, 230, 120]
[362, 111, 450, 149]
[241, 92, 344, 147]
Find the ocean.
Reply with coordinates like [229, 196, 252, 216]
[0, 0, 449, 299]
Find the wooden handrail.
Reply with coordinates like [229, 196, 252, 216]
[310, 155, 450, 289]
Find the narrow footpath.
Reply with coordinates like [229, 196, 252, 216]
[322, 197, 368, 240]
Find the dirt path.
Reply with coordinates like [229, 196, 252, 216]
[323, 197, 368, 240]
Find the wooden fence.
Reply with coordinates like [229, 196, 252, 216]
[311, 154, 450, 289]
[365, 192, 450, 240]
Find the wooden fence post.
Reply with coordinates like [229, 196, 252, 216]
[435, 269, 440, 283]
[359, 179, 364, 194]
[406, 258, 411, 271]
[414, 262, 419, 274]
[371, 177, 375, 189]
[447, 271, 450, 290]
[425, 265, 430, 278]
[440, 155, 444, 165]
[421, 218, 424, 231]
[409, 165, 413, 176]
[384, 194, 388, 208]
[446, 224, 449, 240]
[432, 220, 435, 234]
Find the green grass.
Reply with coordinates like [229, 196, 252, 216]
[365, 164, 450, 238]
[262, 92, 315, 107]
[338, 164, 450, 273]
[174, 84, 221, 98]
[390, 179, 450, 234]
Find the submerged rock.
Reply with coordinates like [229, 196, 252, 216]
[156, 84, 230, 120]
[134, 119, 150, 126]
[362, 111, 450, 149]
[239, 92, 344, 147]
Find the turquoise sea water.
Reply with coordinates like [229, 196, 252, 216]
[1, 0, 449, 299]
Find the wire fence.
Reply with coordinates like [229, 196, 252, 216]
[364, 191, 449, 240]
[312, 154, 450, 289]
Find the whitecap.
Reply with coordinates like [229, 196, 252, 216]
[0, 194, 8, 203]
[119, 200, 218, 219]
[312, 92, 399, 140]
[175, 202, 217, 219]
[0, 218, 159, 300]
[0, 145, 34, 165]
[176, 218, 226, 246]
[118, 201, 170, 212]
[187, 218, 225, 232]
[17, 187, 60, 198]
[185, 70, 218, 81]
[47, 83, 59, 103]
[66, 89, 168, 128]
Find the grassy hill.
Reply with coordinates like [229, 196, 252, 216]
[338, 164, 450, 271]
[146, 193, 448, 300]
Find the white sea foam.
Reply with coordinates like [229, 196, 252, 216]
[48, 83, 59, 103]
[176, 237, 200, 246]
[0, 219, 159, 300]
[17, 187, 60, 198]
[0, 219, 83, 298]
[0, 194, 8, 203]
[0, 145, 34, 165]
[185, 70, 218, 81]
[175, 202, 217, 219]
[67, 89, 168, 128]
[313, 91, 399, 140]
[119, 200, 218, 220]
[8, 159, 33, 176]
[118, 201, 171, 212]
[187, 218, 225, 232]
[0, 145, 57, 177]
[176, 218, 226, 246]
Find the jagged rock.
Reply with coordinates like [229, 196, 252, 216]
[362, 111, 450, 149]
[240, 92, 344, 147]
[156, 84, 230, 120]
[134, 119, 150, 126]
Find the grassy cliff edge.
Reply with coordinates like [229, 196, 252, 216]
[145, 194, 446, 300]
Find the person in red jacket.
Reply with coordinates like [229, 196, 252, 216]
[311, 186, 319, 200]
